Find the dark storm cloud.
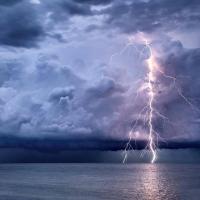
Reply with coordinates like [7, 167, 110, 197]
[102, 0, 200, 33]
[0, 135, 199, 155]
[0, 0, 111, 48]
[51, 0, 92, 17]
[42, 0, 112, 24]
[0, 0, 22, 6]
[0, 1, 45, 47]
[1, 0, 199, 47]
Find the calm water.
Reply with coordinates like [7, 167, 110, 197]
[0, 164, 199, 200]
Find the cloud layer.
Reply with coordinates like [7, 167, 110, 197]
[0, 0, 200, 151]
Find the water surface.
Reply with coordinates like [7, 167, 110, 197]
[0, 164, 199, 200]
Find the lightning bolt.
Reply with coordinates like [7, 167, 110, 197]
[110, 33, 198, 164]
[145, 39, 157, 163]
[110, 36, 158, 163]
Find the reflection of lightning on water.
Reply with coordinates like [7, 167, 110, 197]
[110, 33, 199, 164]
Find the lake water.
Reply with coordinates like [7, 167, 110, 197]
[0, 164, 199, 200]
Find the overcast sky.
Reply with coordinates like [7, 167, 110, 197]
[0, 0, 200, 152]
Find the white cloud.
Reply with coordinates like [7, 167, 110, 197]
[30, 0, 41, 5]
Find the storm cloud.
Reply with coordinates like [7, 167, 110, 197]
[0, 0, 199, 152]
[102, 0, 200, 33]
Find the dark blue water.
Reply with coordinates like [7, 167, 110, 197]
[0, 164, 199, 200]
